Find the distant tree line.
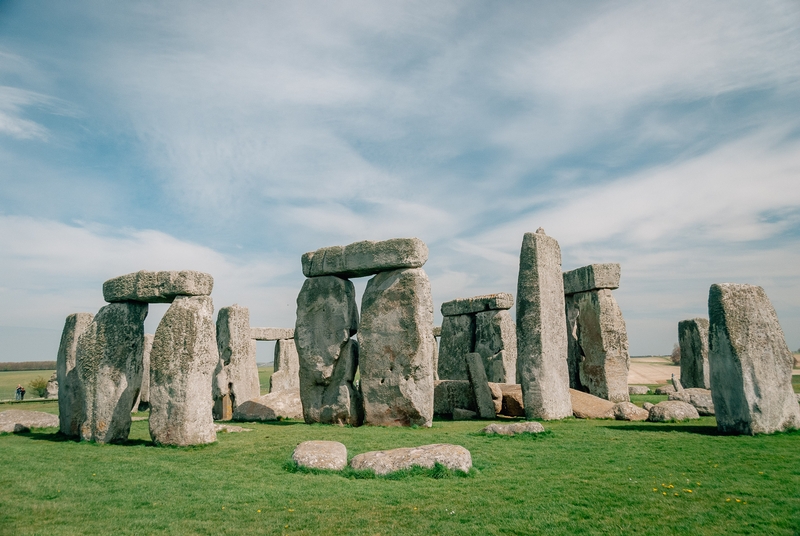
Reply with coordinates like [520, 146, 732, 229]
[0, 361, 57, 371]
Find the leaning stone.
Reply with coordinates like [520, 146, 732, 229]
[0, 410, 60, 433]
[103, 270, 213, 303]
[654, 385, 676, 395]
[709, 283, 800, 434]
[44, 372, 58, 399]
[433, 380, 476, 415]
[360, 268, 435, 427]
[499, 384, 525, 417]
[441, 293, 514, 317]
[475, 309, 517, 383]
[57, 312, 94, 437]
[270, 338, 300, 393]
[437, 314, 473, 381]
[642, 402, 655, 411]
[481, 422, 545, 436]
[671, 374, 684, 392]
[295, 276, 362, 426]
[133, 334, 153, 411]
[679, 318, 710, 389]
[293, 440, 348, 471]
[570, 388, 615, 419]
[647, 400, 700, 422]
[452, 408, 476, 420]
[612, 402, 649, 421]
[149, 296, 217, 446]
[350, 444, 472, 475]
[565, 289, 630, 402]
[214, 305, 260, 416]
[516, 230, 572, 420]
[628, 385, 650, 395]
[232, 389, 303, 421]
[302, 238, 428, 278]
[563, 263, 620, 296]
[669, 388, 715, 416]
[466, 352, 496, 419]
[77, 302, 147, 443]
[250, 327, 294, 341]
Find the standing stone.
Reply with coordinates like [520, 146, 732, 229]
[149, 296, 218, 446]
[214, 305, 260, 416]
[678, 318, 710, 389]
[565, 290, 630, 402]
[708, 283, 800, 435]
[474, 309, 517, 383]
[465, 353, 496, 419]
[516, 229, 571, 420]
[77, 302, 148, 443]
[270, 338, 300, 393]
[57, 312, 94, 437]
[133, 334, 153, 411]
[360, 268, 435, 427]
[295, 276, 361, 426]
[437, 314, 473, 380]
[44, 372, 58, 399]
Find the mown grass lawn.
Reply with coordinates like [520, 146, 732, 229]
[0, 370, 55, 401]
[1, 399, 798, 535]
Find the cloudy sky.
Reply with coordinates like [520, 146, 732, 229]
[1, 1, 799, 362]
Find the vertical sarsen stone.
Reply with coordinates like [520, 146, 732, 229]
[57, 312, 94, 437]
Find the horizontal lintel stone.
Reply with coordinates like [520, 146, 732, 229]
[563, 264, 620, 295]
[301, 238, 428, 278]
[441, 293, 514, 316]
[250, 327, 294, 341]
[103, 270, 213, 303]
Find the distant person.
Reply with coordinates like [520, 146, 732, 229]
[15, 384, 22, 401]
[19, 385, 26, 400]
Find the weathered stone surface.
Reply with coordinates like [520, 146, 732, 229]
[669, 388, 715, 416]
[654, 385, 676, 395]
[570, 388, 615, 419]
[293, 440, 348, 471]
[481, 422, 545, 436]
[441, 293, 514, 317]
[233, 389, 303, 421]
[433, 380, 477, 415]
[679, 318, 710, 389]
[57, 312, 94, 437]
[302, 238, 428, 278]
[437, 314, 473, 381]
[708, 283, 800, 435]
[499, 384, 525, 417]
[149, 296, 217, 446]
[672, 374, 683, 392]
[612, 401, 649, 421]
[0, 410, 60, 433]
[103, 270, 213, 303]
[44, 372, 58, 399]
[642, 402, 654, 411]
[475, 310, 517, 383]
[466, 353, 496, 419]
[270, 338, 300, 393]
[76, 302, 147, 443]
[350, 444, 472, 475]
[516, 230, 571, 420]
[565, 289, 630, 402]
[452, 408, 477, 420]
[563, 263, 620, 296]
[433, 326, 442, 337]
[648, 400, 700, 422]
[628, 385, 650, 395]
[214, 305, 260, 417]
[250, 327, 294, 341]
[214, 424, 252, 433]
[360, 268, 435, 427]
[488, 382, 503, 414]
[214, 394, 232, 421]
[133, 334, 153, 411]
[295, 276, 362, 426]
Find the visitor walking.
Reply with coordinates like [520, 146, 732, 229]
[15, 384, 22, 401]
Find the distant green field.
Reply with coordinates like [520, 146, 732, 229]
[0, 370, 55, 401]
[258, 366, 273, 395]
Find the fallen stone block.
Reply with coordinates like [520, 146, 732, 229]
[250, 327, 294, 341]
[433, 380, 477, 415]
[481, 422, 545, 436]
[654, 385, 676, 395]
[642, 402, 654, 411]
[232, 389, 303, 421]
[499, 384, 525, 417]
[612, 401, 649, 421]
[214, 424, 252, 433]
[647, 400, 700, 422]
[628, 385, 650, 395]
[669, 388, 715, 416]
[488, 382, 503, 414]
[441, 293, 514, 317]
[293, 440, 348, 471]
[350, 444, 472, 475]
[302, 238, 428, 278]
[452, 408, 476, 420]
[103, 270, 213, 303]
[570, 388, 615, 419]
[0, 410, 59, 433]
[563, 263, 620, 296]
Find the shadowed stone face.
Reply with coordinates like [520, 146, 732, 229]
[474, 309, 517, 383]
[57, 312, 94, 437]
[437, 314, 474, 381]
[563, 264, 620, 295]
[678, 318, 710, 389]
[708, 283, 800, 435]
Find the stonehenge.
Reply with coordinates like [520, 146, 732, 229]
[708, 283, 800, 435]
[564, 263, 630, 403]
[438, 293, 517, 383]
[249, 327, 299, 394]
[56, 312, 94, 437]
[678, 318, 710, 389]
[213, 305, 260, 419]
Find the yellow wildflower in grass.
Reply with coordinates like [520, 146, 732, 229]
[684, 489, 692, 493]
[736, 499, 741, 503]
[257, 510, 261, 513]
[653, 488, 658, 492]
[726, 499, 731, 502]
[288, 509, 294, 512]
[674, 493, 679, 497]
[662, 492, 667, 496]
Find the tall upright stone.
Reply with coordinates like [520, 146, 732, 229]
[474, 309, 517, 383]
[708, 283, 800, 435]
[295, 276, 362, 425]
[133, 334, 154, 411]
[214, 305, 260, 416]
[76, 302, 148, 443]
[515, 229, 571, 420]
[679, 318, 710, 389]
[56, 312, 94, 437]
[149, 296, 218, 446]
[270, 338, 300, 393]
[360, 268, 435, 427]
[437, 314, 474, 380]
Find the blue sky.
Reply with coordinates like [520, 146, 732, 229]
[1, 1, 799, 361]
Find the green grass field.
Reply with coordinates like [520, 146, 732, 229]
[1, 397, 799, 535]
[0, 369, 55, 401]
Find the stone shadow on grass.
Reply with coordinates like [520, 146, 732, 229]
[24, 430, 156, 446]
[602, 424, 722, 436]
